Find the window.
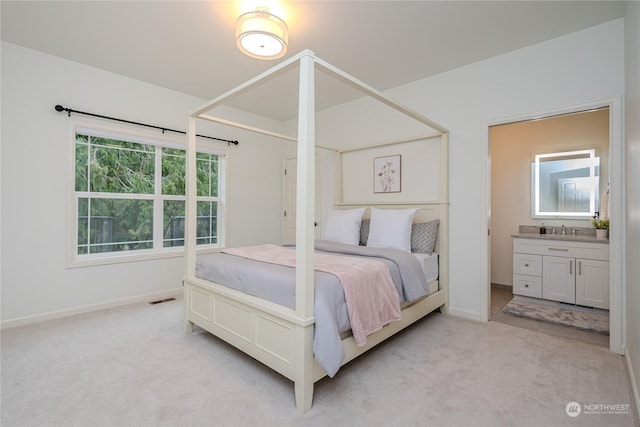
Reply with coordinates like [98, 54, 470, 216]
[71, 125, 223, 264]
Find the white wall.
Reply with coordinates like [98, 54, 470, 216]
[340, 137, 441, 203]
[0, 42, 290, 325]
[391, 19, 625, 321]
[314, 20, 625, 321]
[624, 0, 640, 414]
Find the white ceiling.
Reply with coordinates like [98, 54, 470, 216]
[1, 1, 626, 120]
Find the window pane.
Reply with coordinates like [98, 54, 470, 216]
[163, 200, 185, 247]
[77, 198, 153, 254]
[87, 136, 155, 194]
[196, 153, 218, 197]
[162, 148, 186, 196]
[77, 198, 89, 254]
[75, 135, 89, 191]
[161, 201, 218, 247]
[197, 201, 217, 245]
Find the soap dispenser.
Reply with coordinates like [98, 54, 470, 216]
[540, 222, 546, 234]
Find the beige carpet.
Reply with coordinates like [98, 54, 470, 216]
[1, 296, 637, 427]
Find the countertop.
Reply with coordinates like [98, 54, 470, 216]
[511, 233, 609, 244]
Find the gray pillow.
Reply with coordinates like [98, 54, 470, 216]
[360, 219, 371, 246]
[360, 219, 439, 253]
[410, 220, 439, 253]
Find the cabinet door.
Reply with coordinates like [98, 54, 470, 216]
[576, 258, 609, 309]
[543, 256, 576, 304]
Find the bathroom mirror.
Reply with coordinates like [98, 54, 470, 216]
[532, 149, 599, 218]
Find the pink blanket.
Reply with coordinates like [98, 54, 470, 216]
[222, 244, 401, 346]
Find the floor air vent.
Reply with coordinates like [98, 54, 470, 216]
[148, 297, 176, 305]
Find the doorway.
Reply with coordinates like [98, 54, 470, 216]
[281, 156, 320, 244]
[487, 105, 618, 350]
[282, 157, 298, 244]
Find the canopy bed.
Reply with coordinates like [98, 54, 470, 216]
[183, 50, 449, 412]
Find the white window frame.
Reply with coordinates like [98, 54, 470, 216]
[66, 118, 226, 268]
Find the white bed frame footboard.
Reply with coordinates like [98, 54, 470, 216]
[183, 278, 447, 412]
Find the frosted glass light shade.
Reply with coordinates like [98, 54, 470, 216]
[236, 8, 288, 60]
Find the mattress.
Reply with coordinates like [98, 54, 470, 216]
[412, 252, 439, 294]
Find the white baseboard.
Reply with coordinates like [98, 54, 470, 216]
[1, 287, 183, 329]
[448, 307, 482, 322]
[625, 347, 640, 422]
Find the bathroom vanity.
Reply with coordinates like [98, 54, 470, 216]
[512, 234, 609, 310]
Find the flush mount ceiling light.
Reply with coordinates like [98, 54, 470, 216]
[236, 7, 288, 60]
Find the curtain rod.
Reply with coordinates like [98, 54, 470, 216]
[54, 105, 239, 146]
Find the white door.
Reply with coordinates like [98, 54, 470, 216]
[282, 157, 297, 244]
[558, 178, 593, 212]
[282, 157, 319, 244]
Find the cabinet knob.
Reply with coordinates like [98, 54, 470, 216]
[524, 284, 529, 288]
[524, 263, 530, 267]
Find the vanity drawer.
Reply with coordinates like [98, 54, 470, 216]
[513, 274, 543, 298]
[513, 238, 609, 261]
[513, 253, 542, 277]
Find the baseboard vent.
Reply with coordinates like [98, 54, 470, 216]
[148, 297, 176, 305]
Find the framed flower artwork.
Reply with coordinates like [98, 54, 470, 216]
[374, 155, 401, 193]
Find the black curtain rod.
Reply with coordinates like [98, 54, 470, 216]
[54, 105, 239, 146]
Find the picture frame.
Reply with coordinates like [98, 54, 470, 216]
[374, 154, 401, 193]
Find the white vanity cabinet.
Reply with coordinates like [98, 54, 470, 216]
[512, 237, 609, 309]
[513, 252, 543, 298]
[575, 258, 610, 309]
[543, 256, 576, 304]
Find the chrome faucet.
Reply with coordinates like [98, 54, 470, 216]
[561, 224, 566, 235]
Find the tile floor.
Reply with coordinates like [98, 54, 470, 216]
[490, 285, 610, 348]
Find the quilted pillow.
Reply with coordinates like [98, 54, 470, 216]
[366, 207, 418, 252]
[361, 218, 439, 254]
[323, 208, 366, 245]
[410, 219, 439, 253]
[360, 219, 370, 246]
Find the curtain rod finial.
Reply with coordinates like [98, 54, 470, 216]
[54, 104, 71, 117]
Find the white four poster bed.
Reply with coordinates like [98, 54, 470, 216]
[183, 50, 449, 412]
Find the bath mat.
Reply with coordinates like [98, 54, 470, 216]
[502, 296, 609, 335]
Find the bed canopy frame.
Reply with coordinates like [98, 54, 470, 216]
[183, 50, 449, 412]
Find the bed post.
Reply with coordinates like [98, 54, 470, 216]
[183, 115, 197, 334]
[293, 51, 316, 412]
[439, 132, 450, 314]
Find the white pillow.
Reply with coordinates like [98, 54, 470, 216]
[366, 207, 419, 252]
[323, 208, 366, 245]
